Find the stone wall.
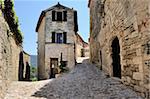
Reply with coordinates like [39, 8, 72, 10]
[89, 0, 150, 98]
[0, 10, 11, 98]
[0, 9, 22, 98]
[75, 33, 89, 59]
[9, 36, 22, 81]
[23, 52, 30, 80]
[37, 16, 46, 80]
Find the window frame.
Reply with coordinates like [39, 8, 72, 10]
[52, 10, 67, 22]
[56, 11, 63, 21]
[55, 33, 64, 43]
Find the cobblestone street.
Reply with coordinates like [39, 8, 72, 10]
[4, 60, 142, 99]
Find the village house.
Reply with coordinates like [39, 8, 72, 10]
[88, 0, 150, 98]
[76, 33, 89, 63]
[36, 3, 89, 80]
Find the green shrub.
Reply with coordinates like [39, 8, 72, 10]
[30, 66, 37, 81]
[3, 0, 23, 44]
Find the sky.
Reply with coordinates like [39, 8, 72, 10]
[14, 0, 89, 55]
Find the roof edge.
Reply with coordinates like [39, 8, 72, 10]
[35, 11, 45, 32]
[88, 0, 91, 7]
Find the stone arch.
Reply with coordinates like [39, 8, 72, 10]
[111, 37, 121, 78]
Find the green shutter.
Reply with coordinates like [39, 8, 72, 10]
[63, 32, 67, 43]
[52, 32, 55, 43]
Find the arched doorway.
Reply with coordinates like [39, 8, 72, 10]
[18, 52, 24, 81]
[111, 37, 121, 78]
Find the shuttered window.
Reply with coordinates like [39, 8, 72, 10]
[56, 33, 63, 43]
[52, 32, 67, 44]
[63, 32, 67, 43]
[57, 12, 62, 21]
[52, 11, 56, 21]
[52, 32, 55, 43]
[63, 11, 67, 21]
[52, 11, 67, 22]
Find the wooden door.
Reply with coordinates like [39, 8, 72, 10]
[50, 58, 58, 78]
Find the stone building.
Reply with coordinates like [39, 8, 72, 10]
[18, 51, 30, 81]
[36, 3, 78, 80]
[89, 0, 150, 98]
[23, 51, 30, 81]
[0, 8, 22, 98]
[76, 33, 89, 58]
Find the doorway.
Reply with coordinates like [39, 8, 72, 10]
[111, 37, 121, 78]
[50, 58, 58, 78]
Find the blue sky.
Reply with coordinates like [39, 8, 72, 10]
[14, 0, 89, 55]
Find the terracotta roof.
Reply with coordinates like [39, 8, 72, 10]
[76, 33, 88, 45]
[36, 2, 75, 32]
[23, 51, 30, 56]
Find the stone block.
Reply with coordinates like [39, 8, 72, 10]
[132, 57, 142, 65]
[133, 72, 143, 80]
[127, 76, 131, 83]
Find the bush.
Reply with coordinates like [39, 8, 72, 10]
[59, 61, 69, 73]
[3, 0, 23, 44]
[30, 66, 37, 81]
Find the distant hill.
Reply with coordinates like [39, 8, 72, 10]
[30, 55, 37, 67]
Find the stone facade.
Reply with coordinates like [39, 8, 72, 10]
[0, 8, 31, 98]
[0, 9, 22, 98]
[89, 0, 150, 98]
[23, 51, 30, 81]
[36, 3, 78, 80]
[76, 33, 89, 59]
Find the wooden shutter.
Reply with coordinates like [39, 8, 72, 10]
[52, 11, 55, 21]
[63, 11, 67, 21]
[63, 32, 67, 43]
[74, 11, 78, 32]
[52, 32, 55, 43]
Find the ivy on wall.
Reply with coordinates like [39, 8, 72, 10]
[1, 0, 23, 45]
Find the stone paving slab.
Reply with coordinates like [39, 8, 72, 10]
[4, 60, 143, 99]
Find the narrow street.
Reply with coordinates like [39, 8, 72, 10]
[5, 59, 142, 99]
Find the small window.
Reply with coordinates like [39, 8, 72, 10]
[51, 32, 67, 44]
[57, 12, 62, 21]
[56, 33, 63, 43]
[52, 11, 67, 21]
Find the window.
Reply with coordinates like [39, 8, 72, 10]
[51, 32, 67, 44]
[52, 10, 67, 21]
[57, 12, 62, 21]
[56, 33, 63, 43]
